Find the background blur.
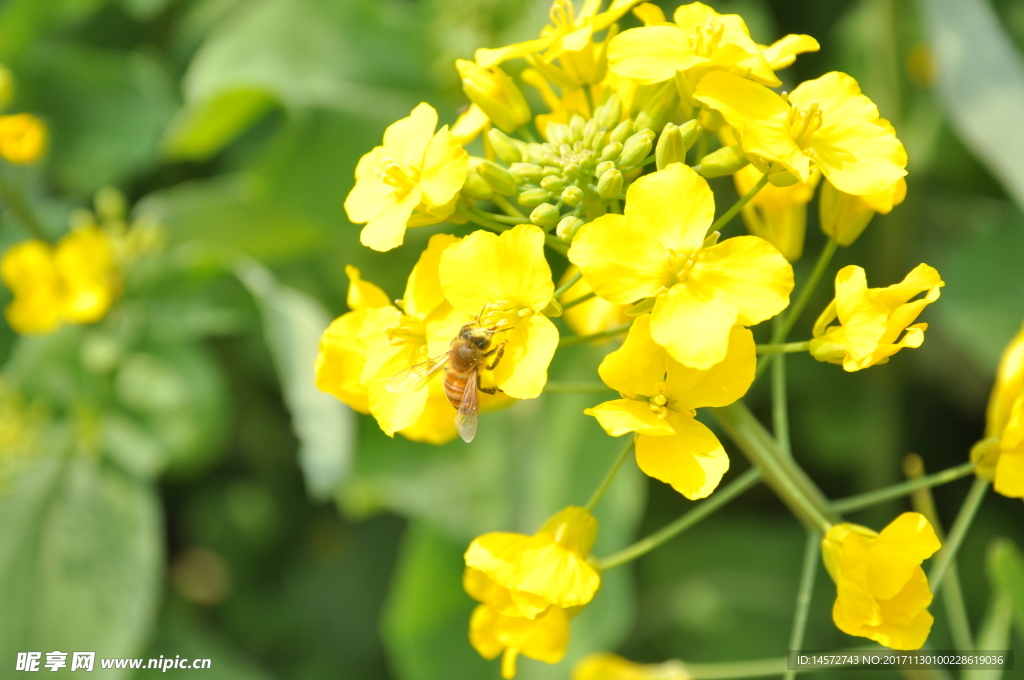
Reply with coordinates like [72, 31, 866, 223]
[0, 0, 1023, 678]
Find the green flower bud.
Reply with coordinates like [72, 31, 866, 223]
[530, 202, 561, 228]
[584, 127, 606, 152]
[597, 168, 623, 199]
[509, 162, 544, 184]
[594, 94, 623, 130]
[655, 121, 701, 170]
[609, 119, 634, 144]
[547, 123, 570, 145]
[556, 215, 586, 241]
[561, 185, 585, 207]
[476, 160, 519, 195]
[563, 163, 582, 181]
[599, 141, 623, 163]
[619, 130, 655, 168]
[595, 160, 616, 176]
[540, 175, 565, 192]
[487, 128, 522, 165]
[456, 59, 531, 133]
[518, 187, 553, 206]
[569, 115, 586, 143]
[696, 145, 749, 178]
[462, 171, 494, 200]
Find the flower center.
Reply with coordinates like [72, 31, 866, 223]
[377, 158, 421, 196]
[690, 19, 725, 58]
[663, 248, 698, 288]
[646, 382, 672, 417]
[384, 313, 426, 347]
[784, 100, 823, 149]
[549, 0, 577, 32]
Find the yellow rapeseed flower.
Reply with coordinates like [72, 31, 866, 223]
[0, 113, 47, 164]
[1, 226, 119, 334]
[733, 164, 819, 262]
[344, 103, 469, 252]
[693, 71, 907, 196]
[455, 60, 532, 134]
[464, 506, 600, 617]
[438, 225, 559, 399]
[469, 603, 569, 679]
[810, 264, 943, 372]
[970, 322, 1024, 499]
[569, 163, 792, 369]
[585, 315, 754, 499]
[820, 175, 907, 246]
[572, 652, 690, 680]
[822, 513, 941, 650]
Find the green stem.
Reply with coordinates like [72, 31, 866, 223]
[557, 321, 631, 348]
[929, 477, 988, 592]
[561, 291, 595, 310]
[585, 438, 634, 512]
[711, 401, 838, 533]
[460, 207, 568, 256]
[771, 320, 792, 458]
[552, 270, 582, 299]
[518, 126, 538, 143]
[474, 209, 527, 225]
[783, 532, 821, 680]
[491, 194, 526, 219]
[597, 468, 761, 571]
[544, 382, 612, 394]
[756, 341, 810, 355]
[830, 461, 977, 513]
[708, 173, 770, 235]
[0, 171, 48, 240]
[755, 239, 838, 382]
[687, 659, 790, 680]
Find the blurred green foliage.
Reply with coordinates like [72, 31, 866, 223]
[0, 1, 1022, 679]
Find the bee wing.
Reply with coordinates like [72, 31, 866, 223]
[455, 370, 479, 443]
[386, 352, 448, 393]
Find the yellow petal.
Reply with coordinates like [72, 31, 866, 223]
[463, 568, 550, 620]
[635, 412, 729, 499]
[650, 283, 737, 370]
[666, 325, 756, 409]
[55, 226, 118, 324]
[345, 149, 394, 224]
[994, 437, 1024, 498]
[466, 532, 534, 585]
[418, 125, 468, 207]
[382, 102, 438, 165]
[986, 322, 1024, 438]
[398, 377, 460, 445]
[451, 104, 490, 145]
[811, 120, 908, 196]
[367, 351, 431, 436]
[569, 213, 667, 304]
[476, 37, 556, 69]
[1, 240, 63, 334]
[344, 265, 391, 311]
[790, 72, 881, 128]
[761, 34, 820, 70]
[607, 26, 699, 84]
[403, 233, 461, 320]
[596, 315, 664, 396]
[868, 513, 941, 600]
[585, 400, 675, 437]
[492, 314, 559, 399]
[359, 189, 419, 251]
[623, 164, 714, 254]
[315, 311, 372, 413]
[692, 235, 793, 326]
[510, 540, 601, 609]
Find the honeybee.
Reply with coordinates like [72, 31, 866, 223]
[387, 321, 510, 443]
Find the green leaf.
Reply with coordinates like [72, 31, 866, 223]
[917, 0, 1024, 209]
[0, 457, 163, 677]
[235, 257, 353, 500]
[987, 537, 1024, 637]
[0, 0, 111, 61]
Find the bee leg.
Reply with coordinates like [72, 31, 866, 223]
[476, 373, 500, 395]
[485, 342, 506, 370]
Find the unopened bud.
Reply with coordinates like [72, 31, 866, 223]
[609, 120, 634, 144]
[547, 122, 570, 145]
[487, 128, 522, 165]
[597, 168, 623, 199]
[556, 215, 585, 241]
[518, 187, 553, 206]
[595, 160, 616, 176]
[599, 141, 623, 163]
[619, 130, 655, 168]
[594, 94, 623, 129]
[656, 121, 701, 170]
[768, 170, 800, 187]
[476, 160, 519, 195]
[509, 162, 544, 184]
[530, 203, 561, 228]
[696, 145, 749, 178]
[540, 175, 565, 192]
[462, 172, 494, 200]
[456, 59, 531, 133]
[561, 185, 585, 207]
[568, 115, 586, 142]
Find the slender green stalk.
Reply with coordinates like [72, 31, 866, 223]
[0, 171, 48, 240]
[561, 291, 595, 310]
[552, 270, 582, 299]
[557, 321, 631, 348]
[585, 438, 635, 512]
[783, 532, 821, 680]
[491, 193, 526, 219]
[597, 468, 761, 571]
[687, 658, 790, 679]
[711, 401, 838, 533]
[830, 461, 977, 513]
[708, 173, 770, 235]
[929, 477, 988, 592]
[544, 382, 612, 394]
[517, 126, 538, 143]
[474, 209, 527, 225]
[756, 341, 810, 355]
[772, 320, 792, 458]
[756, 239, 838, 382]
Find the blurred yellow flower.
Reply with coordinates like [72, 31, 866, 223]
[469, 603, 569, 679]
[464, 506, 600, 617]
[694, 71, 907, 195]
[822, 513, 941, 650]
[0, 113, 47, 164]
[820, 175, 907, 246]
[810, 264, 942, 371]
[438, 225, 558, 399]
[572, 652, 690, 680]
[971, 322, 1024, 499]
[1, 226, 119, 334]
[456, 60, 532, 134]
[733, 164, 819, 262]
[586, 315, 754, 499]
[569, 163, 792, 369]
[344, 103, 468, 252]
[557, 266, 630, 338]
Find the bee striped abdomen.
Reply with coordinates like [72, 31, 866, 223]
[444, 374, 469, 410]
